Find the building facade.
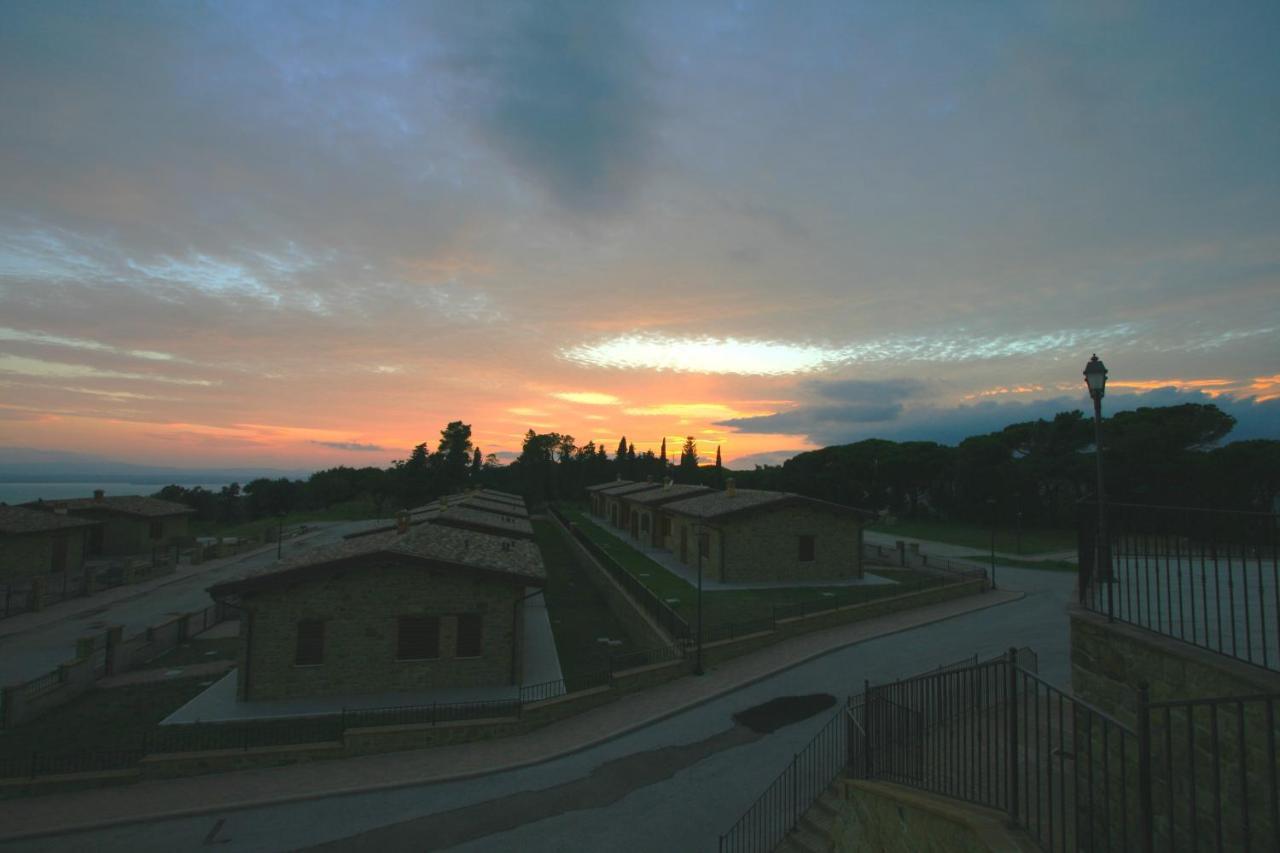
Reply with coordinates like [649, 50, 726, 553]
[0, 506, 96, 583]
[661, 485, 871, 582]
[210, 520, 545, 701]
[25, 492, 192, 557]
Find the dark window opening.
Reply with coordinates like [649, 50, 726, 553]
[456, 613, 483, 658]
[798, 535, 816, 562]
[698, 532, 710, 559]
[51, 536, 69, 572]
[397, 615, 440, 660]
[640, 515, 650, 533]
[294, 620, 325, 666]
[149, 520, 164, 540]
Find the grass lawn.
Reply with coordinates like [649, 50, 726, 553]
[0, 677, 214, 760]
[189, 498, 384, 542]
[558, 507, 953, 635]
[532, 519, 636, 685]
[868, 518, 1076, 555]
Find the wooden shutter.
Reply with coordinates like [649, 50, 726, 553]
[294, 620, 325, 665]
[456, 613, 483, 658]
[798, 535, 816, 562]
[397, 615, 440, 660]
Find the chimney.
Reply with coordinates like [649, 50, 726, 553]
[726, 478, 737, 497]
[93, 489, 105, 502]
[396, 511, 410, 535]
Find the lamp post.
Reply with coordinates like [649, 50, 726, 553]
[694, 525, 705, 676]
[1083, 354, 1113, 597]
[986, 497, 997, 591]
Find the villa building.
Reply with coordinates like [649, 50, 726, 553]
[0, 506, 97, 583]
[660, 481, 872, 582]
[23, 491, 193, 558]
[590, 480, 662, 531]
[209, 516, 546, 701]
[619, 483, 714, 548]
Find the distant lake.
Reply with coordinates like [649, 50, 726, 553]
[0, 482, 229, 505]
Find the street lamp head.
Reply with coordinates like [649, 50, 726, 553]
[1083, 353, 1108, 400]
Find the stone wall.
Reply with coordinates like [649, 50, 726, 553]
[240, 564, 523, 701]
[1070, 606, 1280, 727]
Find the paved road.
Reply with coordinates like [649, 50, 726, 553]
[0, 520, 382, 685]
[11, 561, 1075, 852]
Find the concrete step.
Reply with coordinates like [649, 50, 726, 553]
[785, 823, 831, 853]
[800, 810, 833, 837]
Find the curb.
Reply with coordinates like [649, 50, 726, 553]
[0, 588, 1023, 843]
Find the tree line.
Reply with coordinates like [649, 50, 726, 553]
[154, 403, 1278, 529]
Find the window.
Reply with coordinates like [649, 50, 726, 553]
[661, 517, 671, 536]
[397, 615, 440, 660]
[294, 620, 325, 666]
[640, 514, 650, 533]
[51, 536, 69, 572]
[456, 613, 483, 658]
[698, 532, 710, 559]
[798, 535, 816, 562]
[149, 520, 164, 540]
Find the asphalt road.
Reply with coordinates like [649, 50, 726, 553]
[11, 562, 1075, 853]
[0, 520, 382, 686]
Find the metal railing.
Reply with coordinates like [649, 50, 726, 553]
[718, 705, 849, 853]
[1144, 689, 1280, 852]
[1079, 502, 1280, 672]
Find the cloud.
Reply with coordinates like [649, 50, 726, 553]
[310, 440, 388, 452]
[551, 391, 621, 406]
[448, 1, 653, 212]
[718, 385, 1280, 447]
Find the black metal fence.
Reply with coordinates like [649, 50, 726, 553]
[717, 705, 849, 853]
[1079, 502, 1280, 672]
[550, 504, 692, 641]
[1145, 690, 1280, 852]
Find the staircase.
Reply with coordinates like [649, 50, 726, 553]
[775, 784, 843, 853]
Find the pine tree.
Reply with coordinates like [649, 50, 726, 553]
[471, 447, 482, 479]
[659, 437, 667, 465]
[714, 445, 724, 487]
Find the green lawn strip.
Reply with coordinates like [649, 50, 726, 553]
[559, 507, 950, 636]
[950, 553, 1078, 572]
[144, 637, 240, 668]
[188, 498, 383, 542]
[532, 519, 636, 687]
[0, 677, 213, 762]
[868, 519, 1076, 555]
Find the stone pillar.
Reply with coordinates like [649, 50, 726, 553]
[895, 540, 906, 567]
[75, 636, 96, 660]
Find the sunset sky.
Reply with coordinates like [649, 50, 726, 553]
[1, 2, 1277, 471]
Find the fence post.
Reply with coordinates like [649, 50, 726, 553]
[1137, 682, 1154, 853]
[791, 753, 799, 831]
[863, 679, 873, 779]
[1006, 647, 1019, 825]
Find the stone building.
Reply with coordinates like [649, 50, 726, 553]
[24, 491, 193, 558]
[619, 483, 713, 548]
[590, 480, 662, 531]
[0, 506, 97, 583]
[209, 517, 546, 701]
[660, 482, 872, 582]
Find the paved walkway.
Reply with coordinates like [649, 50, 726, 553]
[585, 516, 895, 590]
[864, 530, 1076, 563]
[98, 660, 235, 689]
[0, 585, 1019, 841]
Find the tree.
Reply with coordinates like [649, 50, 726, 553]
[659, 437, 667, 466]
[714, 444, 724, 487]
[679, 436, 699, 481]
[435, 421, 474, 492]
[471, 447, 482, 480]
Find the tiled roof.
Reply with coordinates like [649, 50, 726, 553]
[596, 481, 662, 497]
[25, 495, 194, 518]
[622, 484, 715, 506]
[0, 505, 97, 535]
[459, 496, 530, 518]
[474, 488, 524, 504]
[212, 521, 545, 597]
[585, 479, 633, 492]
[348, 505, 533, 540]
[661, 488, 873, 522]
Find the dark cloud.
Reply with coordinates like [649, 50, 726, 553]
[813, 378, 928, 404]
[310, 441, 388, 452]
[718, 388, 1280, 448]
[447, 1, 653, 212]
